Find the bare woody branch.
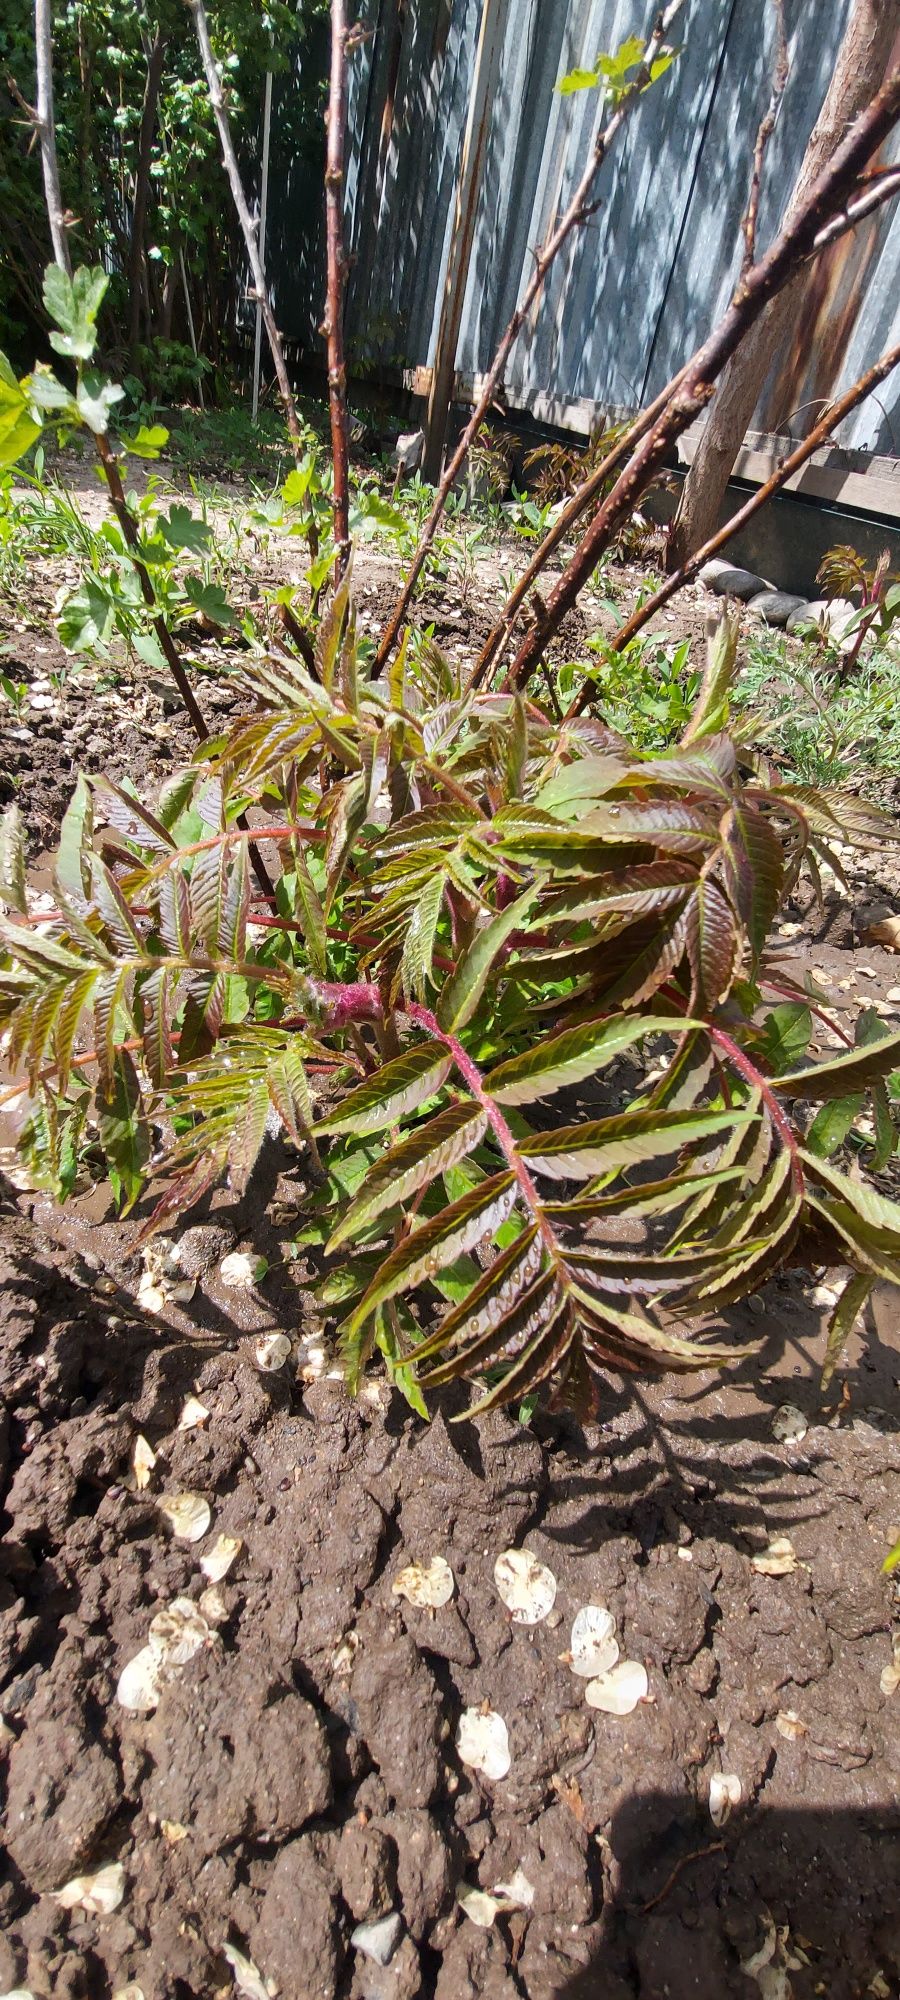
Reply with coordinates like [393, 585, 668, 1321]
[567, 337, 900, 708]
[741, 0, 788, 275]
[324, 0, 351, 577]
[34, 0, 71, 273]
[372, 0, 686, 673]
[809, 164, 900, 253]
[467, 364, 692, 690]
[500, 64, 900, 693]
[186, 0, 311, 487]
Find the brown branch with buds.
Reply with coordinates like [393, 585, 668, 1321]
[564, 336, 900, 714]
[373, 0, 686, 673]
[500, 64, 900, 694]
[324, 0, 351, 577]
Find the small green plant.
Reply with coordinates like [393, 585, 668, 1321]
[816, 543, 900, 669]
[559, 630, 702, 746]
[2, 610, 898, 1419]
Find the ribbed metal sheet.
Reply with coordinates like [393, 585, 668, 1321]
[277, 0, 900, 460]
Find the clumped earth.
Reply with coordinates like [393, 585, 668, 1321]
[2, 469, 900, 1999]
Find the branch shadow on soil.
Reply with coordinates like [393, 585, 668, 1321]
[556, 1795, 898, 2000]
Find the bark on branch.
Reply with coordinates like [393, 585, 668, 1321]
[325, 0, 351, 577]
[34, 0, 70, 273]
[567, 337, 900, 706]
[186, 0, 307, 471]
[500, 62, 900, 693]
[373, 0, 685, 673]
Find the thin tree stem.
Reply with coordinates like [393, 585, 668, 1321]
[566, 336, 900, 707]
[373, 0, 685, 674]
[34, 0, 70, 273]
[186, 0, 318, 562]
[502, 64, 900, 693]
[325, 0, 351, 576]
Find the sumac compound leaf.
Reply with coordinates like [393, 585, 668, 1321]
[519, 1105, 747, 1181]
[685, 878, 737, 1008]
[721, 804, 783, 968]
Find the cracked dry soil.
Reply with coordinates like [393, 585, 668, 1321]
[0, 1198, 898, 2000]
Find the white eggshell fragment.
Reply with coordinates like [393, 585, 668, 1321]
[159, 1492, 212, 1543]
[494, 1548, 557, 1625]
[132, 1434, 156, 1490]
[137, 1270, 167, 1315]
[392, 1556, 455, 1609]
[201, 1533, 242, 1583]
[771, 1404, 808, 1444]
[54, 1862, 125, 1915]
[709, 1772, 742, 1826]
[221, 1943, 270, 2000]
[220, 1251, 268, 1290]
[199, 1585, 229, 1625]
[775, 1709, 808, 1741]
[116, 1646, 164, 1714]
[147, 1598, 210, 1666]
[112, 1987, 146, 2000]
[178, 1396, 209, 1431]
[457, 1885, 499, 1928]
[751, 1535, 798, 1576]
[569, 1605, 619, 1679]
[254, 1333, 291, 1372]
[880, 1661, 900, 1697]
[492, 1867, 535, 1910]
[456, 1706, 511, 1781]
[584, 1660, 649, 1714]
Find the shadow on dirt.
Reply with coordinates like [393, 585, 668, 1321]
[558, 1796, 899, 1999]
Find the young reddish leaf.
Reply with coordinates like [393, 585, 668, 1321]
[775, 1028, 900, 1101]
[721, 804, 783, 967]
[342, 1171, 517, 1341]
[327, 1101, 487, 1251]
[315, 1043, 453, 1137]
[684, 878, 738, 1008]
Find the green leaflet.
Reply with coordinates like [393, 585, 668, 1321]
[800, 1150, 900, 1245]
[720, 803, 783, 968]
[411, 1224, 542, 1366]
[0, 804, 27, 914]
[821, 1271, 871, 1392]
[519, 1105, 749, 1182]
[437, 889, 534, 1034]
[327, 1101, 487, 1251]
[484, 1012, 678, 1105]
[537, 859, 696, 925]
[775, 1027, 900, 1100]
[401, 870, 446, 1001]
[684, 877, 736, 1008]
[56, 775, 94, 910]
[96, 1048, 149, 1213]
[418, 1267, 560, 1385]
[315, 1043, 453, 1137]
[341, 1170, 517, 1342]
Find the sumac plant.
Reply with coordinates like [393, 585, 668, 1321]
[2, 607, 900, 1416]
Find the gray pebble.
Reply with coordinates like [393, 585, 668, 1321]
[700, 563, 768, 600]
[747, 589, 808, 628]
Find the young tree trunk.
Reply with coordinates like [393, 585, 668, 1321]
[325, 0, 351, 576]
[34, 0, 70, 274]
[128, 28, 167, 369]
[667, 0, 897, 569]
[503, 62, 900, 691]
[187, 0, 305, 455]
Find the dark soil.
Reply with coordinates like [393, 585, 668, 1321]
[2, 472, 900, 1999]
[1, 1169, 899, 2000]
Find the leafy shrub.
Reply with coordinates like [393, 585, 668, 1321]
[3, 607, 899, 1416]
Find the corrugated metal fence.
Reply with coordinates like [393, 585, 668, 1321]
[271, 0, 900, 459]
